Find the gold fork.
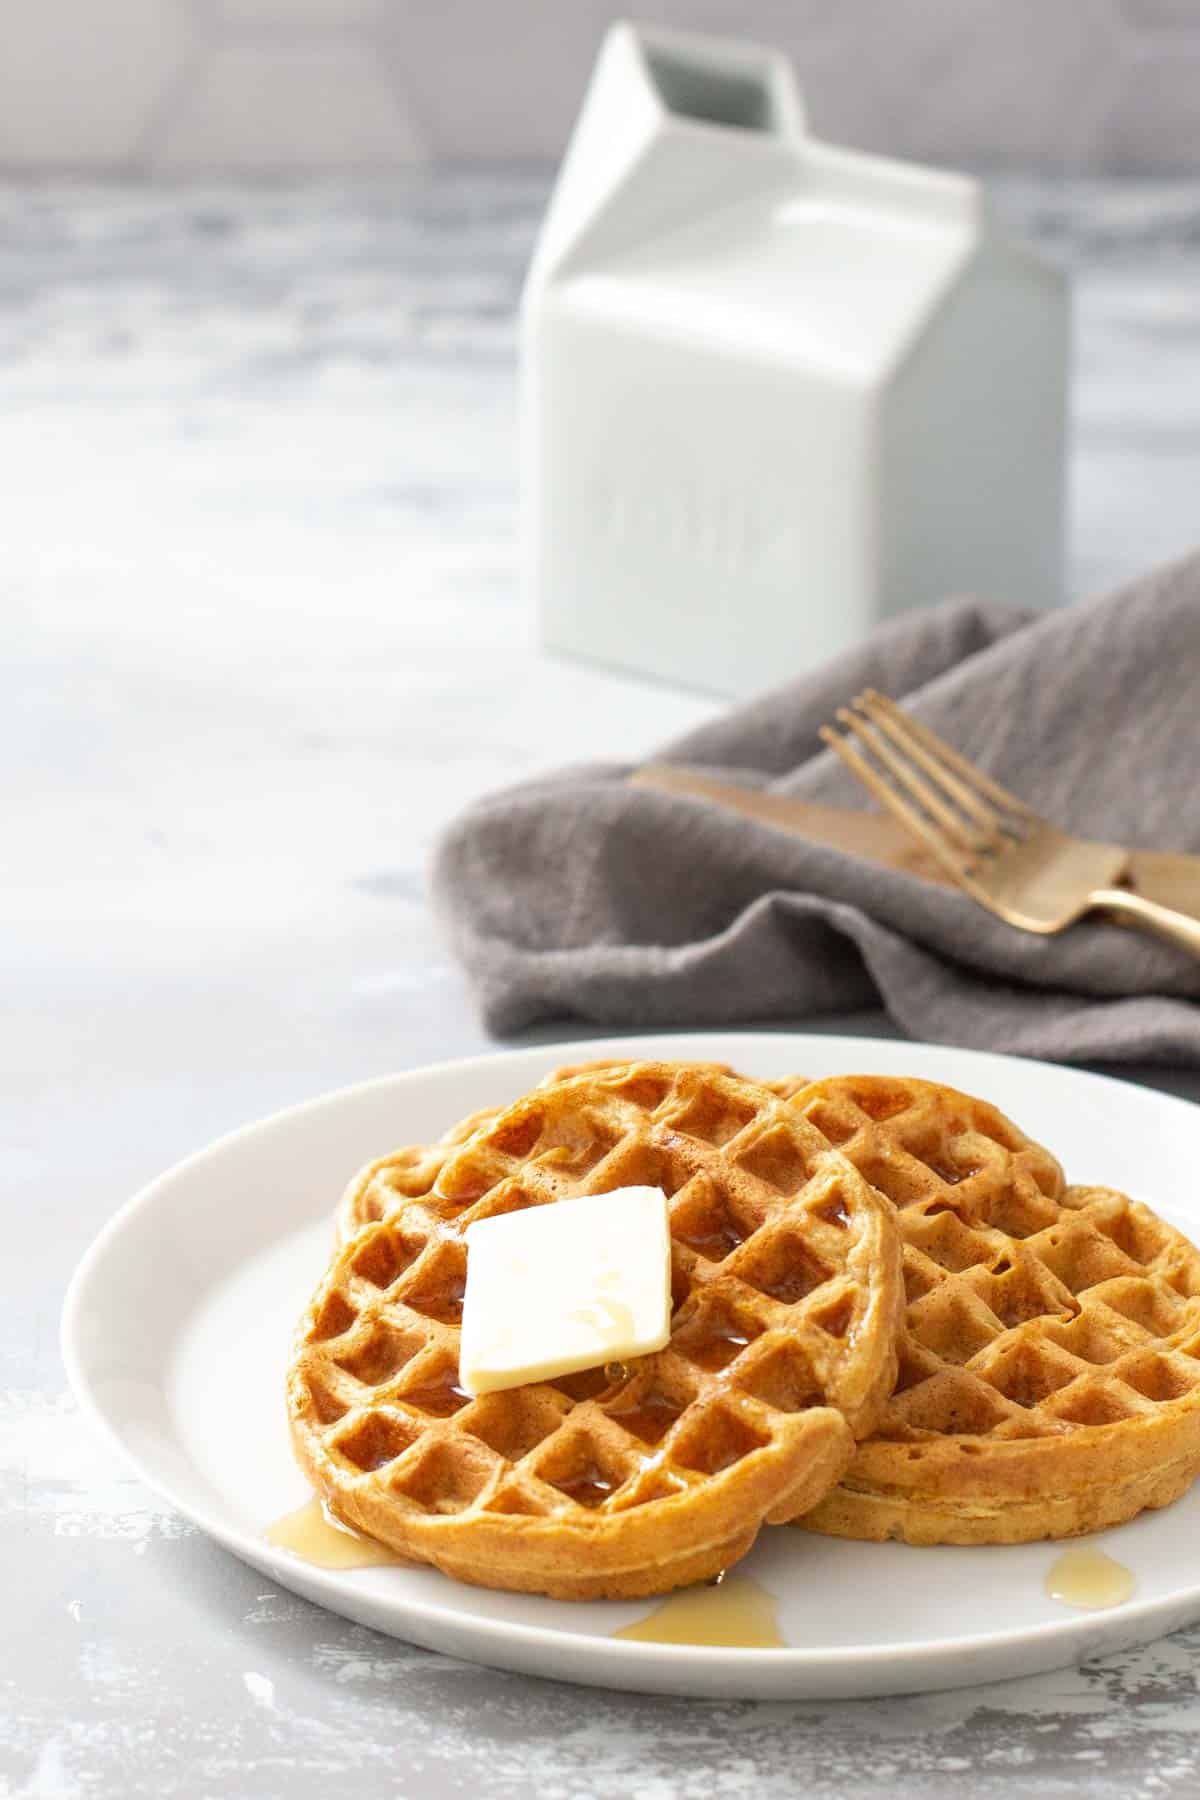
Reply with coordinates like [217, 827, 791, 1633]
[821, 690, 1200, 958]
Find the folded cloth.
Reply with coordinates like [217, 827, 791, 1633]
[433, 552, 1200, 1063]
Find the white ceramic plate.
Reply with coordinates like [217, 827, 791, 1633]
[62, 1032, 1200, 1700]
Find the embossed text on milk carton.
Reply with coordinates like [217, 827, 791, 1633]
[587, 472, 802, 579]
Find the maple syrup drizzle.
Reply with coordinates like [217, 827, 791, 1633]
[266, 1498, 412, 1569]
[761, 1261, 827, 1305]
[555, 1462, 619, 1508]
[1045, 1547, 1136, 1611]
[686, 1220, 745, 1261]
[399, 1369, 473, 1416]
[550, 1365, 611, 1401]
[686, 1325, 752, 1371]
[928, 1158, 973, 1187]
[606, 1387, 683, 1445]
[614, 1576, 784, 1648]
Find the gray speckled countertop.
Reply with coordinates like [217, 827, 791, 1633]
[7, 172, 1200, 1799]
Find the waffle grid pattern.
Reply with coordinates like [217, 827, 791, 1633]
[335, 1105, 501, 1247]
[291, 1063, 900, 1596]
[335, 1062, 810, 1244]
[791, 1076, 1200, 1542]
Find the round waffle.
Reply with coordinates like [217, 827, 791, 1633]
[334, 1061, 809, 1245]
[290, 1061, 902, 1599]
[787, 1075, 1200, 1545]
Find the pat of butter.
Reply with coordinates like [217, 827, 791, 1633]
[459, 1186, 672, 1397]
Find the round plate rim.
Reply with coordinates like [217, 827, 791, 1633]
[60, 1029, 1200, 1698]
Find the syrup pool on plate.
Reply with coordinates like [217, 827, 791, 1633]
[267, 1497, 411, 1570]
[614, 1576, 785, 1648]
[1045, 1546, 1136, 1611]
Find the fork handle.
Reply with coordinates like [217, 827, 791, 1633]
[1091, 888, 1200, 960]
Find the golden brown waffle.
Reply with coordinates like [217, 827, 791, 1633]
[335, 1107, 501, 1247]
[290, 1061, 901, 1598]
[334, 1060, 807, 1244]
[787, 1075, 1200, 1544]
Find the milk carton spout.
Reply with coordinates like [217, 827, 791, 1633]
[524, 24, 804, 307]
[631, 24, 805, 140]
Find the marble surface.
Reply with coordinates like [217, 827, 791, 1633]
[7, 171, 1200, 1798]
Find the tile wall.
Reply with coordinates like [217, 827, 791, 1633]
[0, 0, 1194, 175]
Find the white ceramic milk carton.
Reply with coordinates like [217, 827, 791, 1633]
[521, 23, 1069, 697]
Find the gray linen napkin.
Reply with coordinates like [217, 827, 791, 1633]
[433, 553, 1200, 1062]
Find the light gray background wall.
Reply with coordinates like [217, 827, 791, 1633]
[1, 0, 1197, 177]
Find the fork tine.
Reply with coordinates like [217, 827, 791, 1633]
[836, 707, 990, 856]
[819, 725, 973, 884]
[860, 691, 1037, 826]
[853, 691, 1015, 843]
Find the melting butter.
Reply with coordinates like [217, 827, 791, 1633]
[614, 1576, 785, 1648]
[1045, 1546, 1135, 1611]
[568, 1295, 638, 1351]
[460, 1185, 671, 1395]
[266, 1497, 410, 1570]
